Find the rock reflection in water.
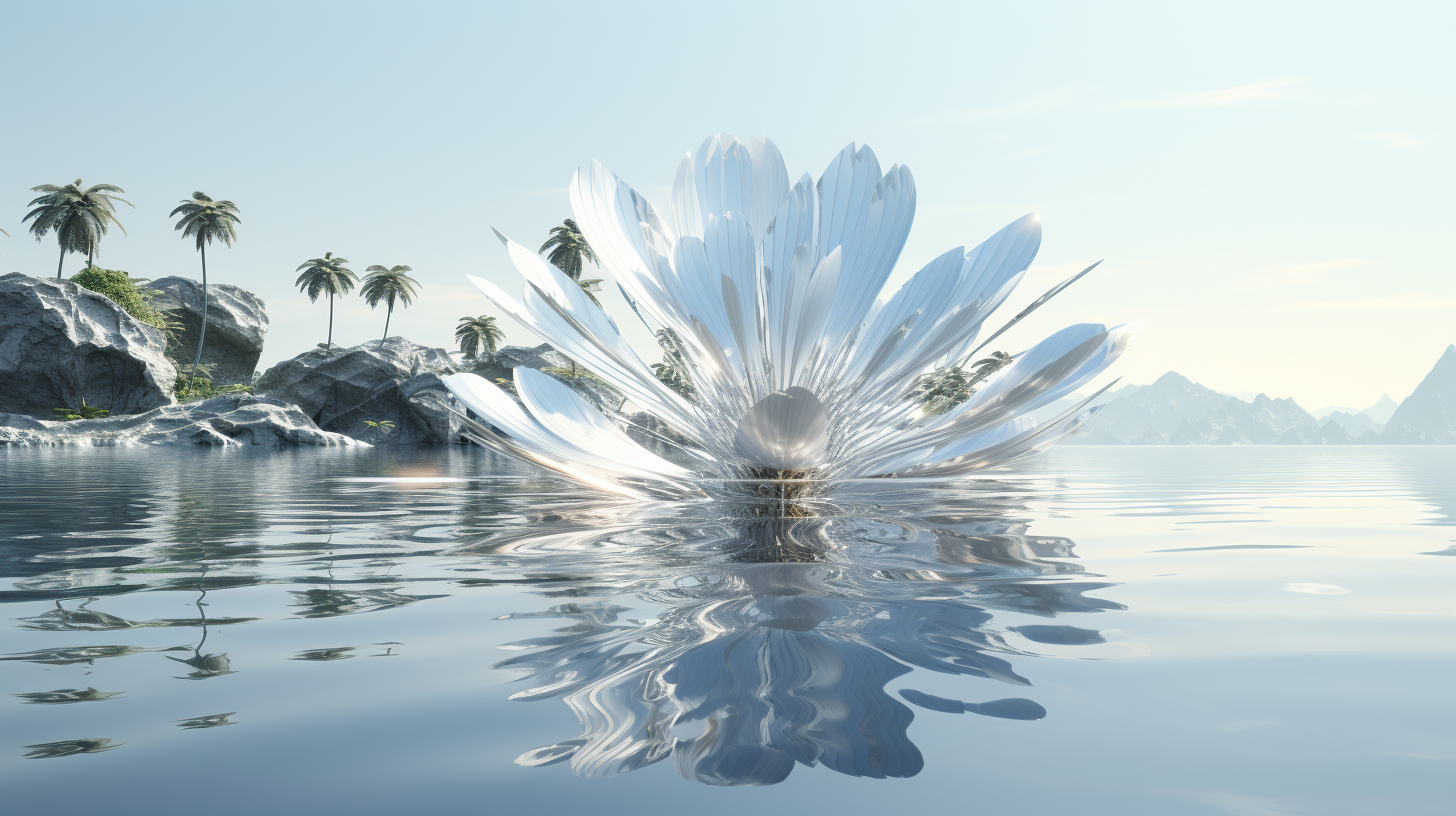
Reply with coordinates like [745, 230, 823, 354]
[161, 588, 236, 680]
[477, 490, 1122, 786]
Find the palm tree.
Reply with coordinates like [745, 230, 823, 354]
[906, 365, 975, 415]
[455, 315, 505, 362]
[23, 180, 132, 278]
[170, 192, 241, 386]
[294, 253, 358, 352]
[540, 218, 598, 281]
[967, 351, 1014, 386]
[360, 264, 420, 348]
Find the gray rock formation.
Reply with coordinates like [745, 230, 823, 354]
[0, 395, 357, 447]
[1169, 394, 1323, 444]
[141, 277, 268, 385]
[0, 273, 176, 417]
[256, 337, 463, 444]
[494, 343, 572, 372]
[470, 343, 626, 413]
[1381, 345, 1456, 443]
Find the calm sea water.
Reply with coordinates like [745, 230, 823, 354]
[0, 446, 1451, 815]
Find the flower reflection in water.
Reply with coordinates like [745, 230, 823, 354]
[471, 485, 1122, 786]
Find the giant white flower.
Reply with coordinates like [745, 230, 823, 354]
[443, 135, 1138, 498]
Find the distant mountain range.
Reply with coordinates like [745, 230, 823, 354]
[1060, 344, 1455, 445]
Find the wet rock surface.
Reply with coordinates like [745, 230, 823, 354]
[141, 276, 268, 385]
[0, 395, 357, 447]
[256, 337, 463, 444]
[0, 273, 175, 417]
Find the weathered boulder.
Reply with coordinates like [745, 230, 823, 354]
[0, 395, 357, 447]
[141, 276, 268, 385]
[0, 273, 176, 417]
[471, 343, 626, 413]
[495, 343, 572, 371]
[256, 337, 463, 444]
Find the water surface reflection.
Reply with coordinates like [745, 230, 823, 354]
[3, 447, 1449, 813]
[470, 492, 1121, 785]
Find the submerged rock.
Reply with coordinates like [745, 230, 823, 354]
[141, 276, 268, 385]
[0, 273, 175, 417]
[256, 337, 463, 444]
[0, 395, 357, 447]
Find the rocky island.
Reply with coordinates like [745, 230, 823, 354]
[1, 270, 1451, 450]
[0, 272, 626, 448]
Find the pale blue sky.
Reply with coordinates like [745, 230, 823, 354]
[2, 1, 1451, 410]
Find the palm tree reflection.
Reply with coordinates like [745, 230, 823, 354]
[163, 587, 235, 680]
[483, 492, 1123, 786]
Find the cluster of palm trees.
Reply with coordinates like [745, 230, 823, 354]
[293, 220, 610, 361]
[18, 180, 240, 387]
[21, 180, 132, 278]
[11, 187, 648, 380]
[292, 254, 420, 352]
[449, 219, 601, 367]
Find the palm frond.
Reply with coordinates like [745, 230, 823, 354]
[454, 314, 504, 359]
[538, 218, 597, 281]
[294, 252, 358, 301]
[171, 191, 241, 250]
[22, 179, 131, 259]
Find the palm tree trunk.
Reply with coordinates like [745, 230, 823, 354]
[380, 302, 392, 348]
[327, 293, 335, 353]
[188, 243, 209, 386]
[56, 245, 65, 280]
[87, 247, 93, 269]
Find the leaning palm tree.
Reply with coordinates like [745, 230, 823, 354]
[454, 315, 505, 362]
[23, 180, 132, 278]
[294, 252, 358, 352]
[539, 218, 598, 281]
[360, 264, 420, 347]
[170, 192, 241, 386]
